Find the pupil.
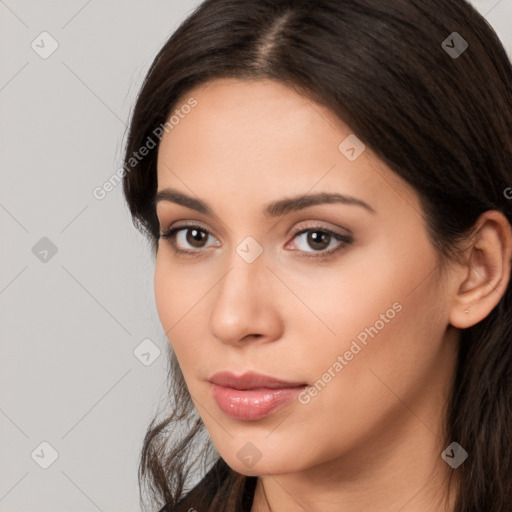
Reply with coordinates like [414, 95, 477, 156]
[309, 231, 329, 250]
[187, 228, 206, 247]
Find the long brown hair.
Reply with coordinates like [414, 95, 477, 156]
[122, 1, 512, 510]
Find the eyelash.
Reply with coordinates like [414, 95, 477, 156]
[159, 224, 352, 260]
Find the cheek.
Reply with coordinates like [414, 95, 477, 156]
[291, 234, 442, 401]
[279, 240, 411, 357]
[153, 252, 203, 327]
[153, 256, 194, 355]
[153, 255, 212, 371]
[153, 256, 175, 329]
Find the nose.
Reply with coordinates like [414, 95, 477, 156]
[209, 253, 284, 347]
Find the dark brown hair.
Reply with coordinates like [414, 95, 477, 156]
[122, 0, 512, 510]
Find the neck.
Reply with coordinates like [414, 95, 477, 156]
[251, 401, 459, 512]
[252, 443, 458, 512]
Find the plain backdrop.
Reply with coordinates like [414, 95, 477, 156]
[0, 1, 511, 511]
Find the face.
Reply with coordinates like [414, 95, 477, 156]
[154, 78, 459, 477]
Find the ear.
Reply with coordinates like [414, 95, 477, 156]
[449, 210, 512, 329]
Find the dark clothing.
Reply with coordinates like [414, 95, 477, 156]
[158, 459, 257, 512]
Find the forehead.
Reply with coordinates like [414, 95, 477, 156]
[156, 78, 415, 217]
[158, 77, 349, 161]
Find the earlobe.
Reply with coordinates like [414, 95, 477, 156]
[449, 210, 512, 329]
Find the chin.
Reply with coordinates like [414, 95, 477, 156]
[220, 447, 308, 477]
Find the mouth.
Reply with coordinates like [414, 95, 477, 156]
[208, 371, 308, 421]
[208, 370, 307, 390]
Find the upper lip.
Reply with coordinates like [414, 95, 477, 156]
[208, 371, 307, 390]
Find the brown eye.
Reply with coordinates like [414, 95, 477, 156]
[160, 224, 219, 255]
[289, 226, 352, 259]
[185, 228, 208, 248]
[306, 230, 332, 251]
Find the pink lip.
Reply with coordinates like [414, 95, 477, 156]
[209, 371, 306, 390]
[208, 371, 307, 421]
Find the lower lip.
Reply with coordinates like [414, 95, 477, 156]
[210, 383, 307, 421]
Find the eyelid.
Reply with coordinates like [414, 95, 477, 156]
[160, 223, 219, 246]
[285, 223, 352, 258]
[288, 220, 352, 238]
[159, 220, 353, 259]
[160, 218, 210, 232]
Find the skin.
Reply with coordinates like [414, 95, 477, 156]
[153, 78, 512, 512]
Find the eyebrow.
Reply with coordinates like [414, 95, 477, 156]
[154, 188, 376, 217]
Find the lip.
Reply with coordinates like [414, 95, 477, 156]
[208, 371, 307, 390]
[208, 371, 307, 421]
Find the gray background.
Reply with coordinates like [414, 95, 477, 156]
[0, 1, 511, 511]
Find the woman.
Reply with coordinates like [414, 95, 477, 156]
[122, 0, 512, 510]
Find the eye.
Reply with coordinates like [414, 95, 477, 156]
[287, 225, 352, 259]
[159, 222, 352, 260]
[159, 224, 219, 255]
